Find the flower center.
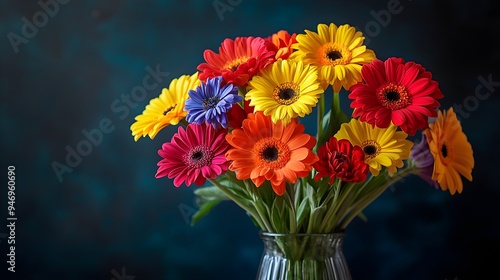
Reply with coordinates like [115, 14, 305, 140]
[441, 144, 448, 158]
[262, 146, 279, 161]
[191, 151, 203, 160]
[361, 140, 381, 159]
[163, 104, 176, 115]
[183, 145, 213, 168]
[202, 97, 220, 109]
[377, 83, 411, 110]
[327, 50, 342, 61]
[318, 43, 352, 66]
[332, 151, 350, 172]
[224, 56, 249, 72]
[253, 137, 291, 169]
[272, 82, 300, 105]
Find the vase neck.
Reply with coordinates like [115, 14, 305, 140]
[259, 232, 346, 260]
[257, 232, 351, 280]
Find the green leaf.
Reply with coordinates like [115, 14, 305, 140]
[357, 212, 368, 222]
[306, 175, 319, 189]
[191, 186, 231, 226]
[295, 199, 310, 229]
[321, 110, 331, 130]
[194, 186, 230, 201]
[191, 199, 222, 225]
[270, 201, 283, 232]
[310, 205, 327, 232]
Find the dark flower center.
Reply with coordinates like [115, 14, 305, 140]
[385, 91, 400, 102]
[327, 50, 343, 61]
[184, 145, 213, 168]
[441, 144, 448, 158]
[377, 83, 411, 110]
[273, 82, 300, 105]
[191, 151, 204, 161]
[254, 138, 291, 169]
[279, 88, 296, 100]
[262, 146, 279, 161]
[363, 145, 377, 156]
[202, 97, 220, 109]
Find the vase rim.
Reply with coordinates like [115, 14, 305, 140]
[259, 231, 346, 238]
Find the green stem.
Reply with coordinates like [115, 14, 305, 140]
[284, 184, 297, 233]
[333, 91, 341, 113]
[244, 180, 274, 232]
[207, 178, 265, 229]
[254, 202, 274, 232]
[339, 164, 417, 229]
[315, 94, 326, 153]
[318, 179, 341, 232]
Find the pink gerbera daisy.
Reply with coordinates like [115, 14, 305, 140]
[197, 36, 276, 87]
[156, 123, 230, 187]
[348, 57, 444, 135]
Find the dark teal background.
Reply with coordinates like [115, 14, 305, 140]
[1, 0, 499, 279]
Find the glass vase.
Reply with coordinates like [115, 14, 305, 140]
[256, 232, 351, 280]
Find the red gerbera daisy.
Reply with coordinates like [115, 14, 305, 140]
[348, 57, 444, 135]
[314, 137, 369, 184]
[156, 123, 230, 187]
[227, 100, 254, 129]
[197, 37, 276, 87]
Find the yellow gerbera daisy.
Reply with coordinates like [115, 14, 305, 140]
[424, 108, 474, 195]
[334, 119, 413, 176]
[130, 72, 200, 141]
[291, 23, 376, 92]
[246, 59, 324, 124]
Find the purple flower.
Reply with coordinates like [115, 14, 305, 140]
[185, 76, 242, 128]
[411, 134, 439, 189]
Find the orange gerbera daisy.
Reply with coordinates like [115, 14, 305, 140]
[197, 36, 276, 87]
[225, 112, 318, 195]
[265, 30, 297, 60]
[424, 108, 474, 194]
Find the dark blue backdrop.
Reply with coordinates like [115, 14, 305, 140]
[1, 0, 499, 279]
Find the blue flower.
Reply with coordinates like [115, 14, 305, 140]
[185, 76, 242, 128]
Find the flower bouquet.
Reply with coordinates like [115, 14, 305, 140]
[130, 23, 474, 279]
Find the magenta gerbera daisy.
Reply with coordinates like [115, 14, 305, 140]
[348, 57, 444, 135]
[156, 123, 230, 187]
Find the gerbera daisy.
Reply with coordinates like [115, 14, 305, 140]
[225, 112, 318, 196]
[349, 57, 444, 136]
[227, 99, 254, 129]
[130, 72, 200, 141]
[292, 23, 376, 92]
[156, 123, 230, 187]
[185, 76, 242, 129]
[424, 108, 474, 194]
[246, 59, 324, 124]
[334, 118, 413, 176]
[197, 36, 276, 87]
[314, 137, 369, 184]
[265, 30, 297, 60]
